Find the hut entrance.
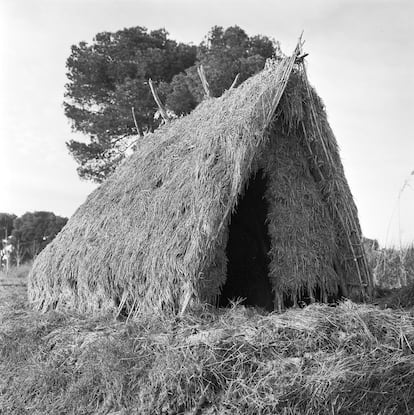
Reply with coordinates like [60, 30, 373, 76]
[219, 171, 274, 311]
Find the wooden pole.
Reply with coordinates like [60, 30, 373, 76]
[197, 65, 211, 97]
[131, 107, 143, 137]
[148, 79, 170, 122]
[228, 73, 240, 90]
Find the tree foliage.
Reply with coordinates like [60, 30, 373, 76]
[0, 213, 17, 240]
[64, 25, 279, 182]
[11, 212, 68, 262]
[0, 212, 68, 265]
[65, 27, 197, 181]
[162, 26, 279, 116]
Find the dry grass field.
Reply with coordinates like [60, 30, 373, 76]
[0, 264, 29, 303]
[1, 264, 414, 414]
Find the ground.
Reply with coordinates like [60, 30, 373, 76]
[1, 266, 414, 415]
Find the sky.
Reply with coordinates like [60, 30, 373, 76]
[1, 0, 413, 246]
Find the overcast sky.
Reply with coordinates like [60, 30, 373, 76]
[1, 0, 413, 246]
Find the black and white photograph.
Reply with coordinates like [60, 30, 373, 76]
[1, 1, 413, 413]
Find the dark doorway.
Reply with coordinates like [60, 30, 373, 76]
[219, 171, 274, 311]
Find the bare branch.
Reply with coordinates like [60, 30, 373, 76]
[148, 78, 170, 122]
[228, 73, 240, 90]
[197, 65, 211, 97]
[131, 107, 143, 137]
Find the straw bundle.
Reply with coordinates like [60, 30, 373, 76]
[28, 55, 371, 316]
[2, 301, 413, 414]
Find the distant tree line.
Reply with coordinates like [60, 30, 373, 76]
[0, 212, 68, 267]
[64, 25, 281, 182]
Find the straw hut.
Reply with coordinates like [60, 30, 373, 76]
[28, 46, 372, 316]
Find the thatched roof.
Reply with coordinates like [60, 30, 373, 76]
[28, 51, 372, 316]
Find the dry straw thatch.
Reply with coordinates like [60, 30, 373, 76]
[28, 46, 372, 316]
[2, 299, 413, 414]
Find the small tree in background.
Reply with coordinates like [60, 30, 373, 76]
[0, 214, 17, 270]
[0, 213, 17, 240]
